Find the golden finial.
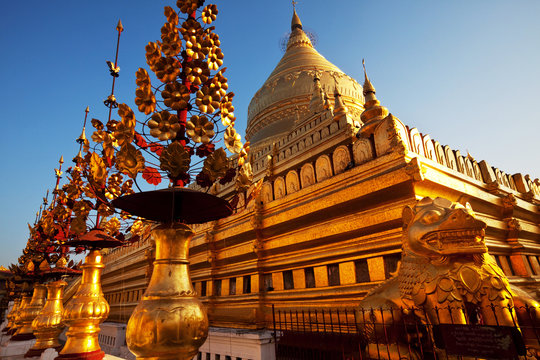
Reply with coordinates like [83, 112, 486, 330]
[362, 59, 376, 95]
[291, 2, 302, 30]
[77, 106, 89, 145]
[59, 155, 64, 164]
[77, 127, 87, 144]
[116, 19, 124, 33]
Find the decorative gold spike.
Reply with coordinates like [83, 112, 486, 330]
[362, 59, 376, 95]
[291, 8, 303, 30]
[85, 106, 90, 113]
[116, 19, 124, 33]
[59, 155, 64, 164]
[76, 126, 87, 144]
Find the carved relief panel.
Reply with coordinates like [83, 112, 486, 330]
[373, 115, 410, 156]
[300, 163, 316, 188]
[315, 155, 333, 182]
[332, 145, 351, 175]
[274, 176, 286, 200]
[261, 182, 273, 204]
[286, 170, 300, 194]
[353, 138, 374, 166]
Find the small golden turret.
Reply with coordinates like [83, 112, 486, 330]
[309, 75, 325, 113]
[333, 87, 349, 122]
[359, 60, 389, 137]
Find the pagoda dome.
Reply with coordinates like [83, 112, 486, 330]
[246, 10, 364, 145]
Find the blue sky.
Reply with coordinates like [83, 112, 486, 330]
[1, 0, 539, 267]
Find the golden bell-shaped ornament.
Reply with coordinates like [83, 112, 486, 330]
[12, 284, 47, 341]
[57, 250, 109, 360]
[2, 297, 21, 333]
[9, 295, 31, 335]
[25, 280, 67, 357]
[126, 223, 208, 360]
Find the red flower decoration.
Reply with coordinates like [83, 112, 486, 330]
[149, 143, 164, 156]
[135, 133, 148, 148]
[196, 172, 213, 188]
[219, 168, 236, 185]
[142, 167, 162, 186]
[196, 143, 215, 157]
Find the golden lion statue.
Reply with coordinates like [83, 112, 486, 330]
[357, 197, 539, 359]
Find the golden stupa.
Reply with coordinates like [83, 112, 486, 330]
[246, 9, 364, 145]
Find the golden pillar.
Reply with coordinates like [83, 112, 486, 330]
[12, 284, 46, 341]
[57, 250, 109, 360]
[2, 297, 21, 333]
[25, 279, 67, 357]
[126, 223, 208, 360]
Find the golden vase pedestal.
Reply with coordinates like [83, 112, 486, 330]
[9, 295, 31, 335]
[26, 280, 67, 357]
[57, 250, 109, 360]
[126, 223, 208, 360]
[3, 297, 21, 333]
[12, 285, 46, 341]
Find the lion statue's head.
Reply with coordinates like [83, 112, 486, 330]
[402, 197, 487, 259]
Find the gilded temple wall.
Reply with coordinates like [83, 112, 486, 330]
[100, 112, 540, 328]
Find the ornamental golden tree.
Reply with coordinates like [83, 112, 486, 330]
[102, 0, 252, 194]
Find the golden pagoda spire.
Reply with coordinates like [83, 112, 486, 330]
[291, 4, 302, 30]
[286, 6, 312, 50]
[359, 59, 389, 137]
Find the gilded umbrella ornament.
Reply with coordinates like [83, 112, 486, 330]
[104, 2, 253, 359]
